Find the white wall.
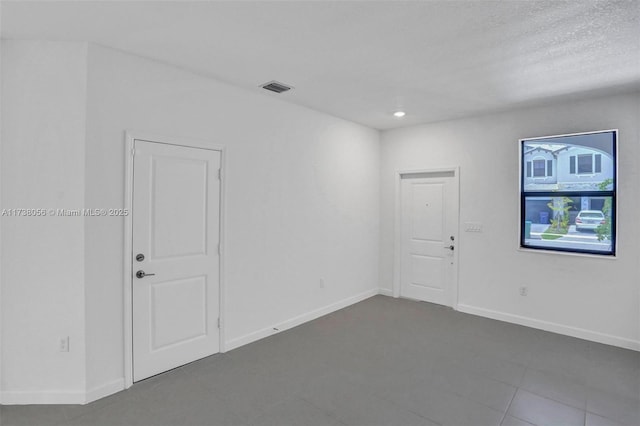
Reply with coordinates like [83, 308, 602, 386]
[0, 40, 379, 403]
[380, 92, 640, 349]
[83, 45, 380, 392]
[1, 41, 88, 402]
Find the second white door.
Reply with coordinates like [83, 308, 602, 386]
[400, 172, 458, 306]
[132, 139, 221, 382]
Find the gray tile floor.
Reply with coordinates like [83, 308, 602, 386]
[1, 296, 639, 426]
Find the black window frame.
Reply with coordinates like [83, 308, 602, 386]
[520, 130, 617, 256]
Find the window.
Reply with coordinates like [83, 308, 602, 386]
[578, 154, 592, 174]
[533, 159, 546, 177]
[526, 158, 552, 178]
[570, 153, 603, 175]
[520, 130, 616, 255]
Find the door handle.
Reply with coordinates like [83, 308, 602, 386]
[443, 245, 455, 251]
[136, 270, 155, 279]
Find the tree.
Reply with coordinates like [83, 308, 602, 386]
[596, 178, 613, 241]
[547, 196, 573, 233]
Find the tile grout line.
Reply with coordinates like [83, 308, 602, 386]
[499, 387, 519, 425]
[5, 296, 638, 426]
[516, 367, 589, 412]
[584, 409, 630, 426]
[376, 390, 444, 426]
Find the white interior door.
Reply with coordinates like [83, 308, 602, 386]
[132, 140, 221, 382]
[400, 171, 458, 306]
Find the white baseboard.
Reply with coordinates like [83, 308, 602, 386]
[226, 288, 379, 351]
[457, 303, 640, 351]
[1, 390, 86, 405]
[378, 288, 393, 297]
[85, 378, 124, 404]
[1, 378, 125, 405]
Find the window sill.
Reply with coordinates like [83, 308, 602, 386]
[517, 246, 617, 259]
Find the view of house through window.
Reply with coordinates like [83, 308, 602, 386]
[520, 130, 616, 255]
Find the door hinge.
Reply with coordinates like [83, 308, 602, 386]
[217, 317, 221, 329]
[217, 168, 221, 180]
[131, 148, 135, 156]
[217, 243, 221, 255]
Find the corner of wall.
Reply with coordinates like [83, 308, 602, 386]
[0, 39, 90, 405]
[226, 288, 379, 351]
[378, 288, 393, 297]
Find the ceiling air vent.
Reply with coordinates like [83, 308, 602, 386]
[261, 80, 293, 94]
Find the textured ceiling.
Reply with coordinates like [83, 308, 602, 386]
[2, 0, 639, 130]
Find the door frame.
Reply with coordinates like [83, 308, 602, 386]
[393, 167, 460, 309]
[123, 131, 227, 389]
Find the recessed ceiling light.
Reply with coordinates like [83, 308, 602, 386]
[393, 111, 406, 118]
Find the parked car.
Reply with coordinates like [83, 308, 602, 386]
[575, 210, 605, 231]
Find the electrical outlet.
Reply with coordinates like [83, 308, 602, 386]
[59, 336, 70, 352]
[464, 222, 483, 232]
[319, 278, 325, 289]
[519, 286, 528, 296]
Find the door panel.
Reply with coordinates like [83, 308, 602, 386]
[132, 140, 221, 382]
[151, 276, 207, 350]
[410, 254, 444, 290]
[151, 156, 209, 258]
[400, 174, 457, 306]
[411, 184, 444, 241]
